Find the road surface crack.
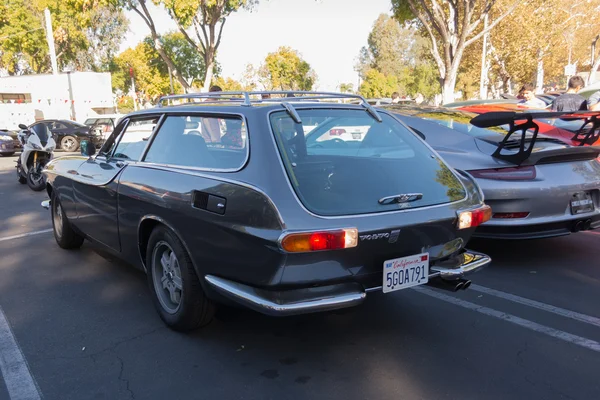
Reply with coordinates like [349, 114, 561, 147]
[115, 352, 135, 399]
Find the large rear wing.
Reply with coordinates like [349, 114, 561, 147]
[470, 111, 600, 165]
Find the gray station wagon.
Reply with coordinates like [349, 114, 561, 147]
[42, 92, 492, 331]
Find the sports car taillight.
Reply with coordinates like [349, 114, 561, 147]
[468, 166, 536, 181]
[330, 128, 346, 136]
[280, 229, 358, 252]
[457, 205, 492, 230]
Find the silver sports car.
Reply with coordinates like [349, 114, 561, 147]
[387, 107, 600, 239]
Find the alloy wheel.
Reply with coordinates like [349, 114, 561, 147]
[152, 241, 183, 314]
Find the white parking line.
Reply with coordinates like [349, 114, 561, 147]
[470, 284, 600, 328]
[0, 229, 52, 243]
[414, 287, 600, 353]
[0, 304, 41, 399]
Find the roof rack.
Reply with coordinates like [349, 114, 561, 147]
[155, 91, 383, 123]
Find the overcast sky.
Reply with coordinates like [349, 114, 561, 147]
[122, 0, 392, 91]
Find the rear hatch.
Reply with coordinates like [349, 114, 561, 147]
[269, 108, 468, 216]
[269, 107, 475, 286]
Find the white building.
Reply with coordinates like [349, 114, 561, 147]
[0, 71, 115, 130]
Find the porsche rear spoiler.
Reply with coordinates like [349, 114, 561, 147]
[470, 111, 600, 165]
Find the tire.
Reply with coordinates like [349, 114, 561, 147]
[27, 168, 46, 191]
[146, 226, 215, 331]
[16, 162, 26, 184]
[60, 135, 79, 152]
[51, 192, 84, 249]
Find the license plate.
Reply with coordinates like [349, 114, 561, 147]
[383, 253, 429, 293]
[570, 192, 594, 215]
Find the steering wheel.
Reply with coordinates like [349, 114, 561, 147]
[330, 138, 347, 146]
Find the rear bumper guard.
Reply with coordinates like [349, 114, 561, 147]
[205, 250, 491, 316]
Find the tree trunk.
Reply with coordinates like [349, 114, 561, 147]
[153, 38, 190, 92]
[203, 60, 214, 92]
[535, 54, 544, 93]
[441, 71, 457, 105]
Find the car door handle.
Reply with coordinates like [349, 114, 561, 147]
[116, 161, 126, 168]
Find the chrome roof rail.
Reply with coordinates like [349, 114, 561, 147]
[154, 91, 383, 122]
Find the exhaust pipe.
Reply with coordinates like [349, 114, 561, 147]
[583, 219, 592, 231]
[573, 220, 584, 232]
[427, 278, 470, 292]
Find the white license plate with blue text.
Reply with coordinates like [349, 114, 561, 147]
[383, 253, 429, 293]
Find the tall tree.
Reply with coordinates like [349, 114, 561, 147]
[392, 0, 520, 104]
[124, 0, 191, 91]
[111, 40, 174, 98]
[0, 0, 127, 74]
[144, 32, 214, 88]
[356, 14, 440, 100]
[160, 0, 257, 91]
[258, 46, 317, 91]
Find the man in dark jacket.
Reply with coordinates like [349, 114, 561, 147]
[551, 76, 587, 111]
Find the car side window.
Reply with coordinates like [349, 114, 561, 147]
[144, 114, 248, 170]
[54, 122, 67, 130]
[112, 116, 160, 161]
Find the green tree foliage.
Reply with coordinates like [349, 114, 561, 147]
[0, 0, 127, 74]
[258, 47, 317, 91]
[143, 32, 213, 88]
[357, 14, 440, 100]
[0, 0, 48, 74]
[359, 69, 400, 98]
[111, 41, 176, 98]
[211, 76, 255, 91]
[339, 83, 354, 93]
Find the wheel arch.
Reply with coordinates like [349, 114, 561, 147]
[137, 216, 198, 276]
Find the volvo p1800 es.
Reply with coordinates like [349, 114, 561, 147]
[42, 92, 491, 331]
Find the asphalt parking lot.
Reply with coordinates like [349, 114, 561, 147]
[0, 153, 599, 400]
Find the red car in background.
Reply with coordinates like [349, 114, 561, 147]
[449, 102, 600, 147]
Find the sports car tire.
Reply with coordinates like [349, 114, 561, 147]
[146, 226, 215, 331]
[51, 192, 84, 249]
[60, 135, 79, 152]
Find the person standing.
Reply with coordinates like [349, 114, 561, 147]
[550, 76, 587, 111]
[518, 83, 546, 108]
[391, 92, 401, 104]
[587, 90, 600, 111]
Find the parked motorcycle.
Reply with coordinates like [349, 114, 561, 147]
[16, 123, 55, 191]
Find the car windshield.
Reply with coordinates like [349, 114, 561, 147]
[269, 108, 466, 216]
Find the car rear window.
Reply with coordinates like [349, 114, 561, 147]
[269, 109, 466, 216]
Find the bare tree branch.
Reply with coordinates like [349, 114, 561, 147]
[405, 0, 446, 77]
[214, 18, 226, 51]
[465, 0, 520, 48]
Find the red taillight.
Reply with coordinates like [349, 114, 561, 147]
[330, 128, 346, 136]
[468, 166, 536, 181]
[457, 205, 492, 229]
[281, 229, 358, 253]
[493, 212, 530, 219]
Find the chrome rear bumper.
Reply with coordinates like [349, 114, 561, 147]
[205, 250, 491, 316]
